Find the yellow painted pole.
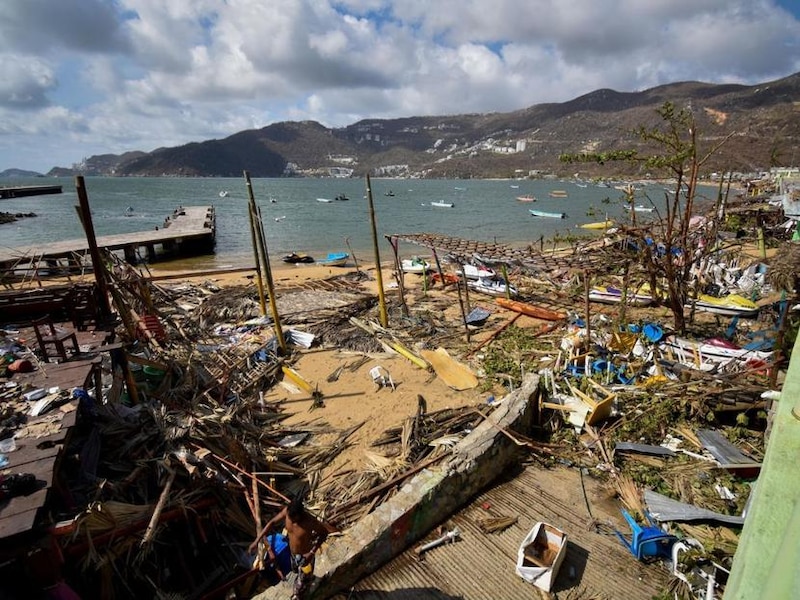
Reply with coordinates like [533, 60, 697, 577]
[366, 174, 388, 327]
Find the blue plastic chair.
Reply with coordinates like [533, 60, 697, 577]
[615, 510, 677, 561]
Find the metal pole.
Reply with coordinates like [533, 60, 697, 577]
[366, 174, 388, 327]
[244, 171, 287, 354]
[74, 176, 112, 318]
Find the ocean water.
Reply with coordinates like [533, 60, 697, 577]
[0, 176, 644, 269]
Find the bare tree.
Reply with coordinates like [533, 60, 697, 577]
[562, 102, 736, 332]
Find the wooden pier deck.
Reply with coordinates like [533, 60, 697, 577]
[0, 206, 215, 271]
[0, 184, 63, 199]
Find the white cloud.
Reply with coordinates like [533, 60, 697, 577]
[0, 0, 798, 171]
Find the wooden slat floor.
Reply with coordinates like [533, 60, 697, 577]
[333, 465, 671, 599]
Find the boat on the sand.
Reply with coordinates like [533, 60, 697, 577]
[496, 297, 566, 321]
[282, 252, 314, 264]
[589, 285, 653, 307]
[318, 252, 349, 267]
[687, 293, 760, 317]
[401, 257, 431, 274]
[459, 264, 496, 280]
[467, 276, 518, 297]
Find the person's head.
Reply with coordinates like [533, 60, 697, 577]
[287, 495, 306, 521]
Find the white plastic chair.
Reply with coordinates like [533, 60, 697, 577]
[369, 366, 395, 391]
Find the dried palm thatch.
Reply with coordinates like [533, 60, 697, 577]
[768, 242, 800, 294]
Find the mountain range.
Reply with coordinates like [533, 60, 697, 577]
[42, 71, 800, 179]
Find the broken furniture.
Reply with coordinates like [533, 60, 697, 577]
[31, 315, 79, 363]
[615, 509, 677, 561]
[516, 522, 568, 592]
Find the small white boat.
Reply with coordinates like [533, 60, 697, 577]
[467, 276, 518, 297]
[401, 257, 431, 274]
[219, 191, 229, 198]
[530, 209, 566, 219]
[516, 522, 568, 592]
[459, 264, 496, 280]
[431, 201, 454, 208]
[624, 204, 655, 213]
[316, 197, 334, 203]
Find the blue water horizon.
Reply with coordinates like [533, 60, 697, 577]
[0, 176, 642, 270]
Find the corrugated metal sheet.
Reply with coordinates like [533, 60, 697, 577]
[333, 466, 670, 599]
[645, 489, 745, 526]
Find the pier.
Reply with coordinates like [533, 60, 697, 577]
[0, 206, 215, 278]
[0, 184, 63, 199]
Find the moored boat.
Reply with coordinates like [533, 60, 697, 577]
[580, 219, 614, 229]
[318, 252, 349, 267]
[334, 194, 349, 201]
[431, 201, 454, 208]
[516, 195, 536, 202]
[218, 191, 229, 198]
[516, 522, 568, 592]
[316, 197, 334, 203]
[530, 209, 566, 219]
[496, 297, 566, 321]
[548, 190, 568, 198]
[623, 204, 655, 213]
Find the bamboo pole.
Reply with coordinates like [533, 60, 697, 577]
[366, 174, 388, 327]
[244, 171, 287, 354]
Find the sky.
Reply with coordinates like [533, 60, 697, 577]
[1, 0, 800, 173]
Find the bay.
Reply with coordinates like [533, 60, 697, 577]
[0, 176, 633, 270]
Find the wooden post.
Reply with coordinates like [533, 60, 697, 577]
[583, 270, 592, 353]
[366, 174, 388, 327]
[388, 236, 408, 316]
[246, 194, 268, 315]
[244, 171, 287, 354]
[455, 275, 471, 342]
[74, 176, 112, 318]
